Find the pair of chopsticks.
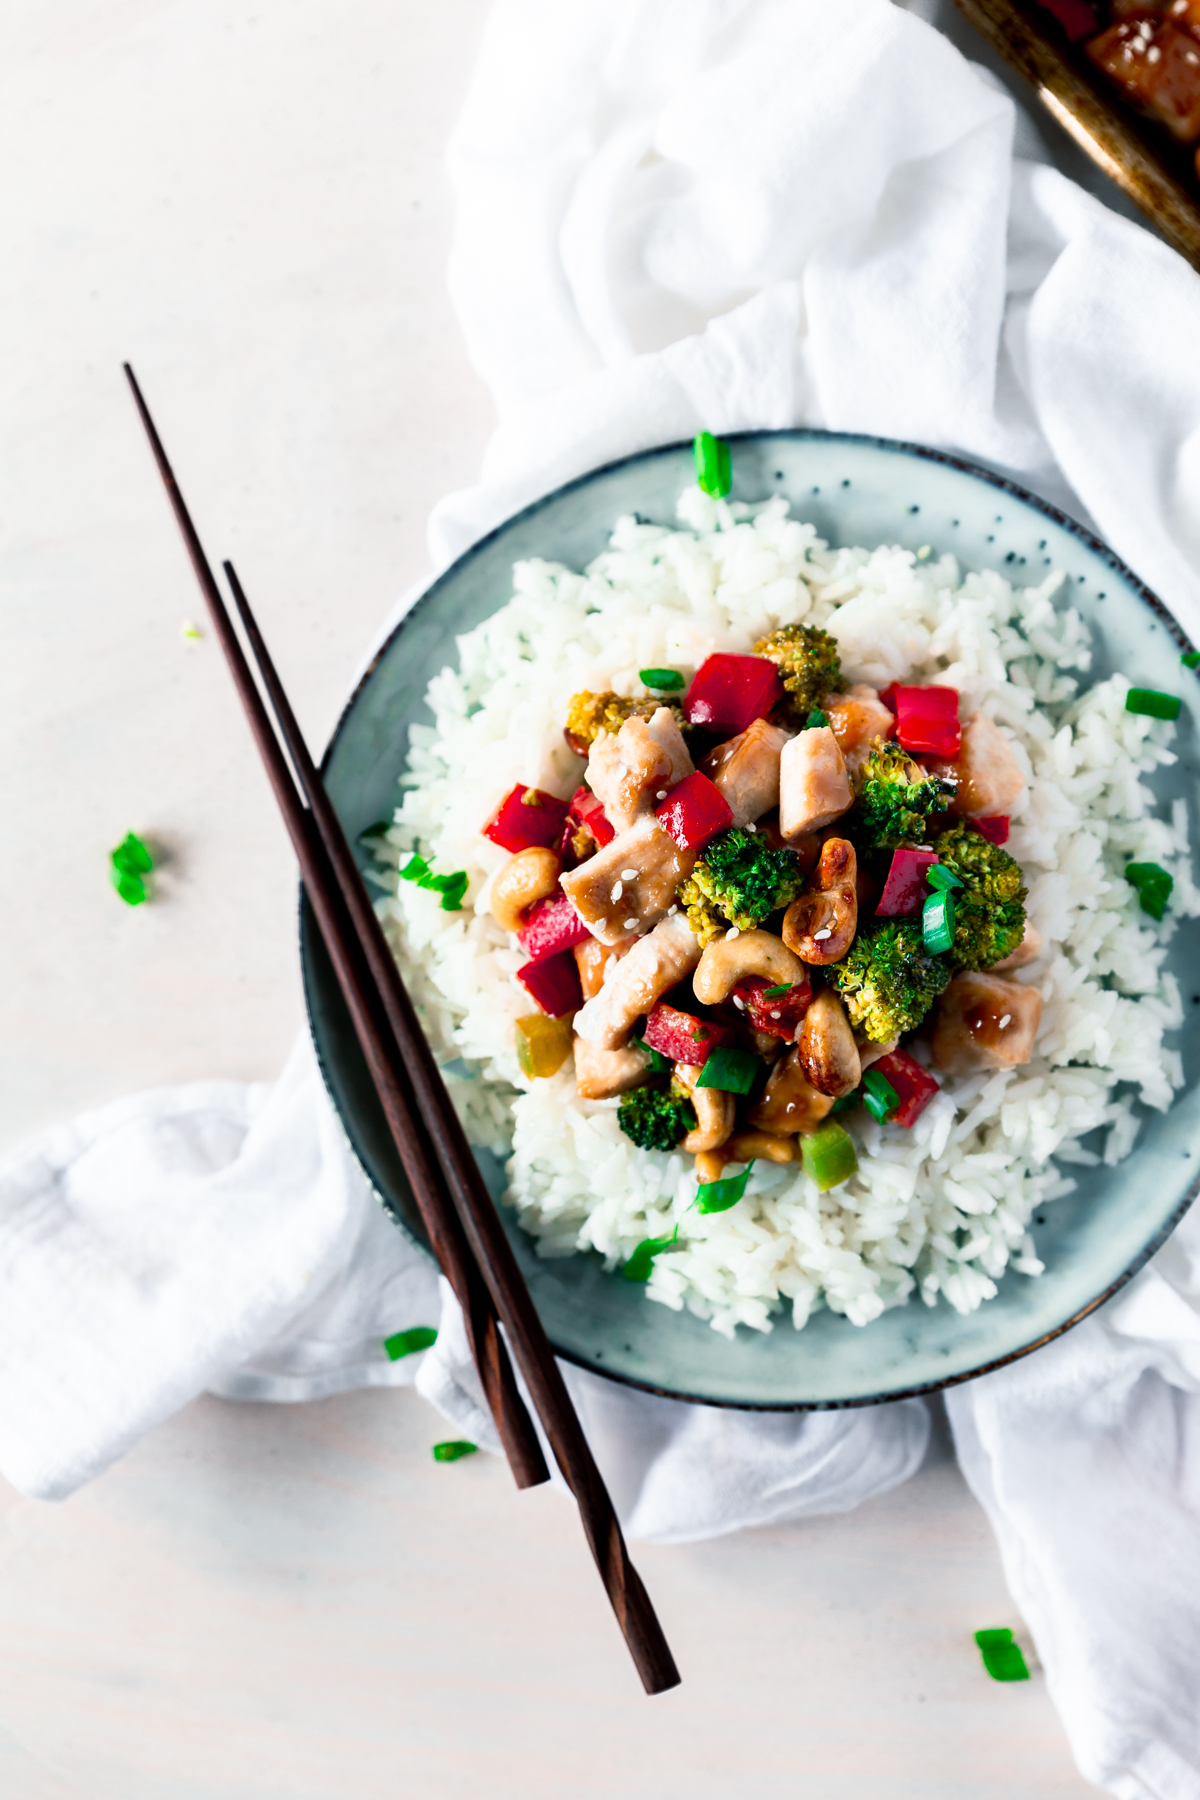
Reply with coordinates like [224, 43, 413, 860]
[123, 364, 680, 1697]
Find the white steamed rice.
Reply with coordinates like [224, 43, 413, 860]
[369, 485, 1199, 1338]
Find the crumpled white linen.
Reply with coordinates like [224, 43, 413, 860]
[4, 0, 1200, 1785]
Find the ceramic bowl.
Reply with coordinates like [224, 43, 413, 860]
[302, 430, 1200, 1408]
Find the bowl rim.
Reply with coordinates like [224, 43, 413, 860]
[307, 425, 1200, 1411]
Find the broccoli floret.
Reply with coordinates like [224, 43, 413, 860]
[753, 623, 843, 721]
[934, 823, 1027, 971]
[617, 1084, 696, 1152]
[852, 739, 956, 850]
[564, 690, 688, 752]
[677, 828, 808, 939]
[829, 919, 951, 1041]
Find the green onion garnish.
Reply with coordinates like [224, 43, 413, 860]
[761, 983, 793, 999]
[632, 1035, 671, 1075]
[693, 431, 732, 498]
[695, 1161, 755, 1214]
[800, 1121, 858, 1191]
[400, 854, 468, 911]
[110, 832, 154, 906]
[1126, 688, 1181, 720]
[696, 1046, 760, 1094]
[639, 668, 684, 691]
[926, 863, 963, 892]
[830, 1090, 860, 1114]
[922, 886, 956, 954]
[400, 853, 431, 883]
[974, 1628, 1029, 1682]
[621, 1228, 679, 1281]
[432, 1440, 477, 1463]
[382, 1325, 438, 1361]
[862, 1069, 900, 1124]
[1125, 861, 1173, 921]
[359, 819, 394, 842]
[803, 708, 829, 731]
[1182, 652, 1200, 669]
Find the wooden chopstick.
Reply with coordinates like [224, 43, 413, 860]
[122, 363, 547, 1493]
[219, 564, 682, 1699]
[123, 365, 681, 1695]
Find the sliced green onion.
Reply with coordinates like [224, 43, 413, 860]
[1126, 687, 1181, 720]
[695, 1161, 755, 1214]
[111, 832, 153, 876]
[761, 983, 794, 999]
[1182, 652, 1200, 669]
[693, 431, 732, 498]
[621, 1228, 679, 1282]
[632, 1034, 671, 1075]
[432, 1440, 477, 1463]
[400, 853, 432, 884]
[922, 887, 956, 954]
[830, 1090, 860, 1115]
[800, 1121, 858, 1191]
[111, 868, 148, 906]
[400, 854, 468, 910]
[974, 1628, 1029, 1682]
[383, 1325, 438, 1361]
[862, 1069, 900, 1124]
[1125, 861, 1173, 921]
[926, 863, 963, 892]
[696, 1046, 760, 1094]
[803, 708, 829, 731]
[359, 819, 394, 842]
[639, 667, 684, 691]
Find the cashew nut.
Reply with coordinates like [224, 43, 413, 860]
[489, 846, 561, 933]
[675, 1062, 735, 1153]
[782, 837, 857, 965]
[692, 928, 806, 1006]
[796, 989, 862, 1098]
[748, 1045, 835, 1134]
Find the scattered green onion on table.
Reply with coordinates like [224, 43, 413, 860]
[110, 831, 154, 905]
[383, 1325, 438, 1361]
[974, 1628, 1030, 1682]
[432, 1441, 478, 1463]
[693, 430, 732, 498]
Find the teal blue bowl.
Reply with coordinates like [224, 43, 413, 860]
[302, 431, 1200, 1409]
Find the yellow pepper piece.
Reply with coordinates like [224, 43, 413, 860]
[516, 1013, 574, 1079]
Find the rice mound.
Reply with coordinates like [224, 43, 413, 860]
[371, 487, 1198, 1338]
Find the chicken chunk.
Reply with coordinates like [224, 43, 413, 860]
[560, 814, 695, 947]
[930, 972, 1043, 1074]
[993, 921, 1042, 973]
[820, 684, 895, 778]
[747, 1045, 835, 1134]
[700, 718, 793, 828]
[573, 1036, 652, 1100]
[573, 934, 634, 999]
[572, 913, 702, 1050]
[778, 726, 853, 839]
[586, 707, 693, 834]
[926, 711, 1025, 819]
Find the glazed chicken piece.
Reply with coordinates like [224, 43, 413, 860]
[993, 921, 1042, 973]
[700, 718, 793, 828]
[820, 684, 895, 779]
[778, 725, 853, 839]
[560, 814, 695, 947]
[748, 1044, 835, 1134]
[926, 712, 1025, 819]
[573, 1036, 652, 1100]
[572, 934, 634, 998]
[573, 914, 702, 1050]
[1087, 17, 1200, 141]
[586, 707, 693, 834]
[930, 972, 1043, 1074]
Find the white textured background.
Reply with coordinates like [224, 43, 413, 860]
[0, 3, 1103, 1793]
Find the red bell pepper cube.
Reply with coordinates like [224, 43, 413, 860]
[484, 784, 570, 853]
[518, 892, 591, 963]
[516, 949, 583, 1017]
[568, 784, 615, 848]
[972, 814, 1010, 846]
[869, 1050, 939, 1129]
[655, 771, 734, 851]
[893, 684, 961, 758]
[878, 684, 897, 713]
[684, 654, 783, 735]
[876, 848, 939, 918]
[731, 973, 812, 1040]
[643, 1002, 732, 1065]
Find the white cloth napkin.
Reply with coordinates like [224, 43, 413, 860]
[4, 0, 1200, 1788]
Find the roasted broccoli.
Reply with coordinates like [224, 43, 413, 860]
[829, 919, 951, 1041]
[934, 823, 1027, 971]
[852, 739, 956, 850]
[564, 690, 688, 753]
[677, 828, 808, 942]
[752, 623, 843, 721]
[617, 1084, 697, 1152]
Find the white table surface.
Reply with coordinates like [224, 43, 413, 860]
[1, 4, 1113, 1793]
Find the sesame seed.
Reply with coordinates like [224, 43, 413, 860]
[655, 790, 668, 800]
[621, 869, 638, 880]
[1148, 43, 1161, 59]
[733, 995, 746, 1011]
[998, 1013, 1012, 1029]
[770, 1010, 781, 1020]
[813, 926, 832, 941]
[624, 919, 638, 931]
[611, 882, 623, 902]
[667, 903, 678, 915]
[725, 926, 741, 941]
[745, 820, 757, 832]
